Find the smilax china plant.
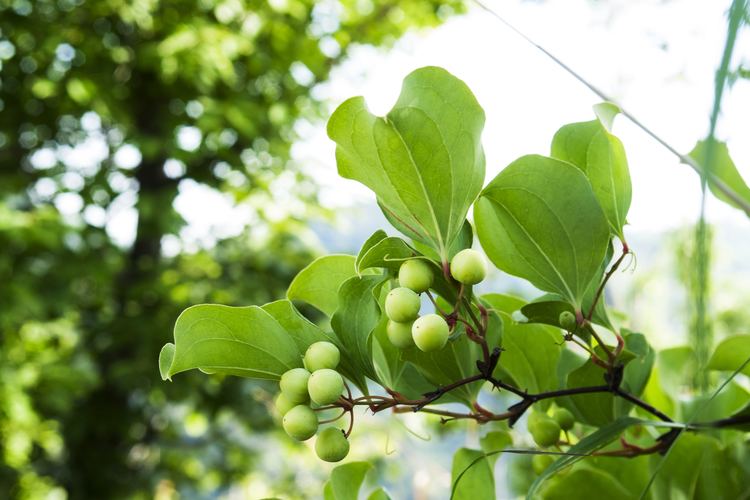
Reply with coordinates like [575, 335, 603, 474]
[159, 67, 750, 498]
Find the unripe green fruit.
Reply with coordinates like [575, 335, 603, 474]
[552, 408, 575, 431]
[274, 392, 296, 416]
[398, 259, 434, 293]
[412, 314, 449, 352]
[315, 427, 350, 462]
[304, 341, 340, 371]
[307, 369, 344, 405]
[385, 287, 421, 322]
[527, 410, 545, 428]
[387, 320, 415, 348]
[450, 249, 487, 285]
[282, 405, 318, 441]
[530, 418, 561, 448]
[558, 311, 577, 331]
[279, 368, 311, 404]
[532, 454, 555, 475]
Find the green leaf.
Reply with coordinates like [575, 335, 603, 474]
[328, 66, 486, 261]
[689, 139, 750, 216]
[483, 293, 562, 396]
[287, 255, 357, 317]
[613, 332, 655, 416]
[356, 230, 388, 269]
[551, 105, 631, 239]
[707, 334, 750, 376]
[520, 294, 574, 328]
[541, 467, 634, 500]
[160, 305, 301, 381]
[475, 155, 610, 306]
[527, 416, 642, 498]
[323, 461, 373, 500]
[480, 430, 512, 466]
[648, 433, 744, 500]
[657, 346, 697, 394]
[331, 274, 389, 383]
[367, 488, 391, 500]
[356, 235, 419, 273]
[158, 343, 176, 381]
[261, 299, 367, 393]
[451, 448, 496, 500]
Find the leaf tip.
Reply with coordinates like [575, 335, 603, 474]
[159, 343, 176, 381]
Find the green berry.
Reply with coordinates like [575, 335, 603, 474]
[398, 259, 434, 293]
[529, 418, 561, 448]
[307, 368, 344, 405]
[315, 427, 350, 462]
[282, 405, 318, 441]
[527, 410, 545, 428]
[274, 392, 296, 416]
[385, 287, 421, 322]
[411, 314, 449, 352]
[387, 320, 415, 348]
[279, 368, 311, 404]
[532, 454, 555, 475]
[558, 311, 577, 331]
[450, 249, 487, 285]
[552, 408, 575, 431]
[304, 341, 340, 372]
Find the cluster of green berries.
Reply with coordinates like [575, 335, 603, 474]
[385, 250, 488, 352]
[528, 407, 576, 473]
[275, 341, 350, 462]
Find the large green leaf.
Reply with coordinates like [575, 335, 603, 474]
[689, 139, 750, 216]
[261, 299, 367, 393]
[323, 462, 373, 500]
[475, 155, 610, 306]
[551, 105, 631, 239]
[707, 334, 750, 377]
[328, 66, 486, 261]
[159, 305, 301, 381]
[287, 255, 357, 317]
[450, 448, 496, 500]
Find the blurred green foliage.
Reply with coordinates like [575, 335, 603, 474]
[0, 0, 463, 497]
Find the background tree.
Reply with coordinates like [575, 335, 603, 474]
[0, 0, 463, 497]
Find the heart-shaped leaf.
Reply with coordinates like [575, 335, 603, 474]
[159, 304, 301, 381]
[475, 155, 610, 306]
[328, 66, 486, 261]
